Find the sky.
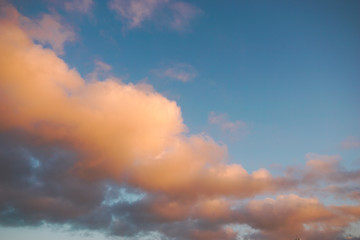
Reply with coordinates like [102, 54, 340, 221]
[0, 0, 359, 239]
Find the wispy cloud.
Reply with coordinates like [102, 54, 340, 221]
[154, 63, 197, 82]
[95, 59, 112, 71]
[65, 0, 94, 14]
[86, 60, 113, 81]
[209, 111, 248, 135]
[109, 0, 202, 31]
[109, 0, 165, 28]
[168, 1, 201, 30]
[341, 136, 360, 150]
[10, 6, 75, 55]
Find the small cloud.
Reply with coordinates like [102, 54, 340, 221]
[94, 60, 112, 71]
[19, 13, 75, 55]
[168, 1, 201, 30]
[209, 112, 247, 134]
[155, 63, 197, 82]
[341, 136, 360, 150]
[86, 60, 112, 81]
[109, 0, 201, 31]
[65, 0, 94, 14]
[109, 0, 164, 28]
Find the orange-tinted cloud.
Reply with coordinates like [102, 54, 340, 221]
[0, 4, 77, 55]
[237, 194, 360, 240]
[0, 4, 283, 200]
[1, 4, 360, 240]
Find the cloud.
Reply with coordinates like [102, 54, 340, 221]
[303, 153, 360, 183]
[86, 60, 113, 81]
[94, 60, 112, 71]
[0, 5, 75, 55]
[1, 4, 360, 240]
[325, 185, 360, 203]
[0, 132, 106, 227]
[283, 153, 360, 205]
[341, 136, 360, 150]
[154, 63, 197, 82]
[167, 1, 202, 31]
[0, 2, 283, 202]
[109, 0, 165, 28]
[65, 0, 94, 14]
[237, 194, 360, 240]
[208, 112, 249, 141]
[209, 112, 247, 134]
[109, 0, 202, 30]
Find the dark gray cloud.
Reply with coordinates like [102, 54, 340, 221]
[1, 130, 360, 240]
[0, 131, 105, 226]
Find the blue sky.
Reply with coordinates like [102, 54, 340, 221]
[1, 0, 360, 240]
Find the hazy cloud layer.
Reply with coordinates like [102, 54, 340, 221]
[0, 4, 360, 240]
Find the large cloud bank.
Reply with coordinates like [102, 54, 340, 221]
[0, 4, 359, 240]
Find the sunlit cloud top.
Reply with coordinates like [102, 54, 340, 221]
[0, 1, 360, 240]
